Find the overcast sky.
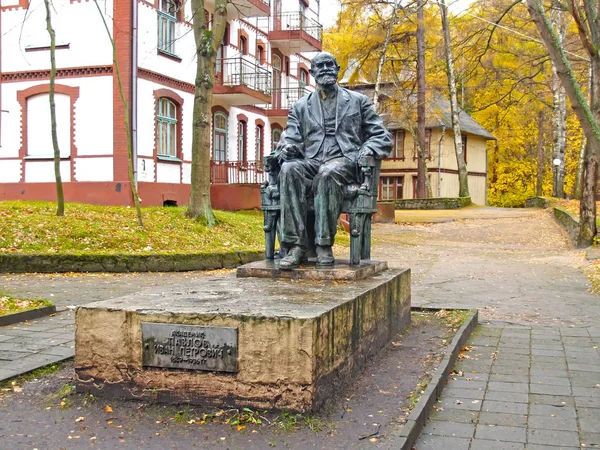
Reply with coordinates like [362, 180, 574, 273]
[319, 0, 474, 29]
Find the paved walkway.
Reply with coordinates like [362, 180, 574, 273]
[1, 207, 599, 448]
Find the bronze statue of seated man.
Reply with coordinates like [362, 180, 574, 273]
[271, 52, 393, 270]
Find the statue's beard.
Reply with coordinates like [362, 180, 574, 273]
[316, 74, 337, 86]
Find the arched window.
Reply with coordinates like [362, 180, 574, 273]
[255, 124, 264, 163]
[157, 98, 177, 157]
[299, 68, 308, 87]
[272, 126, 282, 152]
[239, 35, 247, 55]
[238, 120, 247, 162]
[257, 45, 265, 64]
[213, 111, 228, 162]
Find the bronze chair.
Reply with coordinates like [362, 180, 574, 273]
[260, 155, 381, 266]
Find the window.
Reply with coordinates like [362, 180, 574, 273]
[238, 120, 247, 162]
[213, 112, 228, 161]
[239, 35, 248, 55]
[413, 129, 432, 159]
[256, 124, 264, 163]
[272, 127, 282, 152]
[394, 130, 405, 159]
[380, 176, 403, 200]
[157, 98, 177, 157]
[27, 93, 70, 158]
[158, 0, 177, 55]
[461, 134, 468, 164]
[299, 69, 308, 87]
[257, 45, 264, 64]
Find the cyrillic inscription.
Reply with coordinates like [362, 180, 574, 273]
[142, 323, 238, 372]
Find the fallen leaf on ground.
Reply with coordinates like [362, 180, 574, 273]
[105, 405, 113, 413]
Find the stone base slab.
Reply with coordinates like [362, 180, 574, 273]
[75, 269, 411, 412]
[236, 259, 388, 280]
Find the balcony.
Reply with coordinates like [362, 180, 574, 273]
[211, 160, 267, 184]
[214, 57, 272, 105]
[262, 86, 311, 119]
[204, 0, 270, 19]
[269, 13, 323, 53]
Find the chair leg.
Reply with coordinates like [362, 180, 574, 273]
[361, 214, 372, 260]
[264, 210, 278, 260]
[349, 213, 364, 266]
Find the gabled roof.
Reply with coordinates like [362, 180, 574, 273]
[346, 83, 496, 140]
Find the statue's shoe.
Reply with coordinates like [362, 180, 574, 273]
[279, 246, 305, 271]
[316, 245, 335, 267]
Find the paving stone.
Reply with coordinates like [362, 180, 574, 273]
[531, 343, 564, 351]
[528, 393, 574, 406]
[0, 328, 37, 337]
[525, 445, 579, 450]
[574, 396, 600, 408]
[498, 339, 530, 349]
[484, 391, 528, 404]
[496, 347, 531, 356]
[0, 368, 19, 381]
[579, 431, 600, 448]
[531, 349, 565, 357]
[429, 408, 479, 424]
[474, 424, 526, 443]
[530, 375, 570, 387]
[477, 411, 527, 427]
[487, 381, 529, 393]
[527, 415, 578, 432]
[414, 434, 471, 450]
[481, 400, 528, 415]
[0, 350, 35, 361]
[531, 355, 567, 365]
[446, 379, 488, 390]
[578, 417, 600, 432]
[469, 440, 524, 450]
[527, 429, 580, 447]
[530, 362, 568, 371]
[488, 374, 529, 383]
[529, 384, 571, 396]
[435, 398, 482, 411]
[493, 359, 530, 369]
[443, 387, 485, 400]
[38, 346, 75, 358]
[529, 404, 577, 419]
[567, 370, 600, 387]
[561, 337, 594, 346]
[571, 386, 600, 397]
[560, 328, 590, 337]
[421, 421, 475, 438]
[0, 334, 16, 342]
[577, 407, 600, 420]
[530, 368, 569, 378]
[568, 362, 600, 372]
[491, 366, 527, 375]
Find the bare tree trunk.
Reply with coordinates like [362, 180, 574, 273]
[188, 0, 226, 224]
[536, 109, 545, 197]
[439, 0, 469, 198]
[526, 0, 600, 245]
[43, 0, 64, 216]
[415, 0, 428, 198]
[372, 0, 399, 112]
[575, 64, 593, 199]
[93, 0, 143, 227]
[550, 8, 567, 198]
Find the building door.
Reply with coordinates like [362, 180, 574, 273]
[272, 55, 282, 109]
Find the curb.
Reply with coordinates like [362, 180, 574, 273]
[0, 251, 265, 273]
[384, 307, 479, 450]
[0, 305, 57, 327]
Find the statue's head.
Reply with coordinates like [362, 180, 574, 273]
[310, 52, 340, 88]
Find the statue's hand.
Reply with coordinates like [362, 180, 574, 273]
[279, 144, 300, 162]
[358, 148, 374, 160]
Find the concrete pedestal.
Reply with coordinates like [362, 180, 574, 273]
[75, 269, 411, 412]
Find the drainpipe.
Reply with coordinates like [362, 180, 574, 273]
[437, 123, 446, 198]
[132, 0, 139, 193]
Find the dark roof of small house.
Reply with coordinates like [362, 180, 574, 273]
[346, 83, 496, 140]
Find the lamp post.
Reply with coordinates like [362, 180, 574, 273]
[553, 157, 561, 198]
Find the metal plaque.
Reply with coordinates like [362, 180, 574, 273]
[142, 323, 238, 373]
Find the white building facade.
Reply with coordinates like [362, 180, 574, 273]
[0, 0, 321, 208]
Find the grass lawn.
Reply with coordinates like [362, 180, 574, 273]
[0, 292, 52, 317]
[0, 201, 349, 255]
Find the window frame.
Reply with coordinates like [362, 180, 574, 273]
[272, 126, 283, 152]
[157, 0, 178, 56]
[238, 119, 247, 163]
[379, 176, 404, 201]
[255, 123, 264, 164]
[394, 130, 405, 159]
[157, 98, 178, 158]
[213, 111, 229, 162]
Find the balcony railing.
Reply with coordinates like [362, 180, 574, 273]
[210, 160, 267, 184]
[264, 86, 311, 110]
[273, 12, 323, 43]
[215, 57, 271, 95]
